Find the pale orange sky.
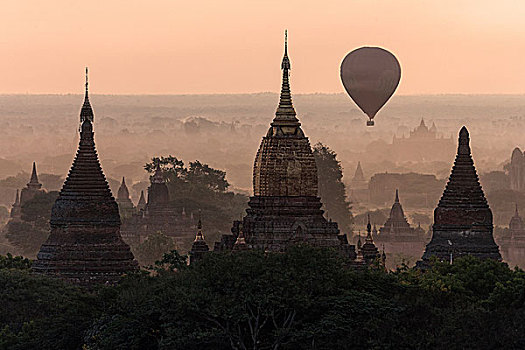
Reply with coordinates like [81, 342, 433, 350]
[2, 0, 525, 94]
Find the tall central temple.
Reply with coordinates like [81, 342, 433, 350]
[32, 70, 137, 284]
[214, 33, 354, 257]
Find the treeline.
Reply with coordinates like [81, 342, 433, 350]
[1, 247, 525, 349]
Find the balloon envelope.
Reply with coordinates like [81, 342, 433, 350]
[340, 47, 401, 123]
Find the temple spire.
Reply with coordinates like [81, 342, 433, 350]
[27, 162, 42, 190]
[395, 189, 399, 203]
[516, 203, 520, 217]
[195, 216, 205, 242]
[366, 214, 373, 242]
[85, 67, 89, 98]
[80, 67, 94, 125]
[273, 30, 299, 125]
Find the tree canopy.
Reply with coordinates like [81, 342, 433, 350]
[2, 249, 525, 349]
[313, 143, 353, 234]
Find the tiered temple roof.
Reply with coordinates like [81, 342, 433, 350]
[420, 127, 501, 263]
[32, 71, 137, 285]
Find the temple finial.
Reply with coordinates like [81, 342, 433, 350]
[458, 126, 470, 155]
[274, 30, 297, 123]
[85, 67, 89, 97]
[80, 67, 94, 125]
[395, 189, 399, 203]
[284, 29, 288, 56]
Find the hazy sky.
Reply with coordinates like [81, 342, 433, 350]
[2, 0, 525, 94]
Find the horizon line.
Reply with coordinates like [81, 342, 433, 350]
[3, 92, 525, 97]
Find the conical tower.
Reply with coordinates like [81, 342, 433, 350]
[189, 216, 209, 264]
[379, 189, 412, 235]
[353, 161, 365, 182]
[33, 70, 137, 285]
[509, 203, 524, 237]
[420, 127, 501, 263]
[215, 32, 353, 258]
[20, 162, 44, 204]
[117, 177, 135, 219]
[27, 162, 42, 190]
[137, 190, 146, 211]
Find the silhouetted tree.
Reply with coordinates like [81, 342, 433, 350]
[313, 143, 353, 234]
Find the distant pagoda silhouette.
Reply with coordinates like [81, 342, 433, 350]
[214, 32, 355, 258]
[420, 126, 501, 263]
[116, 177, 135, 219]
[33, 69, 137, 285]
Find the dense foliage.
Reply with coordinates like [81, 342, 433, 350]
[1, 248, 525, 349]
[313, 143, 353, 234]
[5, 191, 58, 256]
[132, 231, 177, 267]
[144, 156, 248, 245]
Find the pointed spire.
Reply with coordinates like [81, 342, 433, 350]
[137, 190, 146, 208]
[27, 162, 42, 190]
[515, 203, 520, 217]
[458, 126, 470, 155]
[420, 118, 426, 127]
[357, 230, 362, 250]
[354, 161, 365, 181]
[117, 176, 131, 201]
[366, 214, 373, 243]
[30, 162, 39, 184]
[273, 30, 299, 126]
[49, 83, 119, 226]
[395, 189, 399, 203]
[194, 216, 205, 242]
[80, 67, 94, 125]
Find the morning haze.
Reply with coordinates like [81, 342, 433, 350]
[2, 1, 525, 348]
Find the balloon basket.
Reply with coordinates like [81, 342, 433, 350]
[366, 120, 375, 126]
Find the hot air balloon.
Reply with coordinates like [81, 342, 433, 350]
[340, 47, 401, 126]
